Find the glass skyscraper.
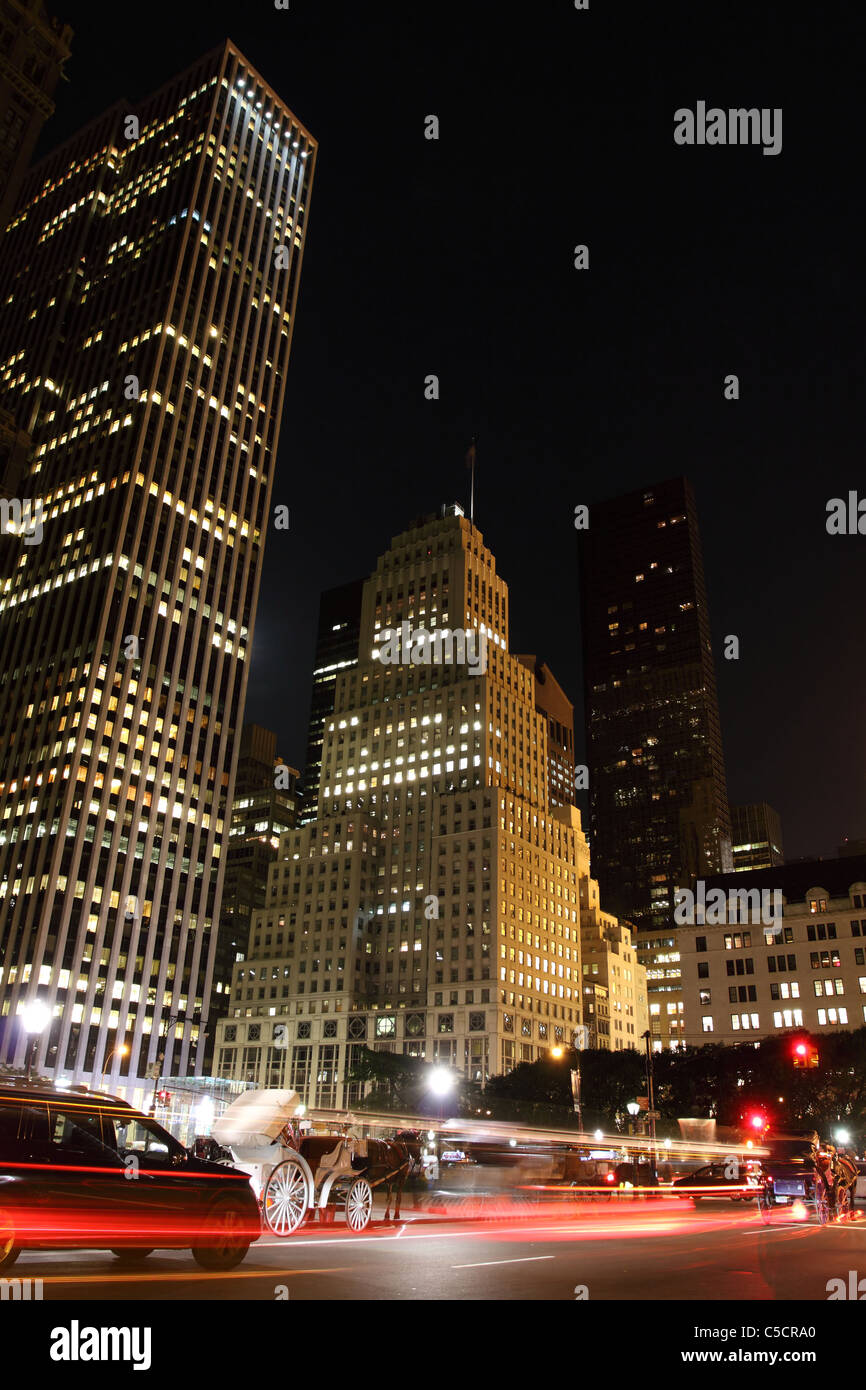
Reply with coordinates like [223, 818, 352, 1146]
[580, 477, 732, 936]
[0, 41, 315, 1101]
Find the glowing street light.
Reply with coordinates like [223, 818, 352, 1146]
[428, 1067, 455, 1098]
[21, 999, 51, 1080]
[101, 1043, 128, 1081]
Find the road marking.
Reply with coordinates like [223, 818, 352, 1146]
[451, 1256, 555, 1269]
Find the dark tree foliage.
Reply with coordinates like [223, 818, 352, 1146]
[481, 1029, 866, 1138]
[345, 1044, 440, 1113]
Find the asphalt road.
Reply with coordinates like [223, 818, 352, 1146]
[9, 1198, 866, 1301]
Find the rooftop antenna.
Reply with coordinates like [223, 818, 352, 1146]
[465, 435, 478, 525]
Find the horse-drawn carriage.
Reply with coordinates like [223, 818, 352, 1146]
[211, 1090, 420, 1235]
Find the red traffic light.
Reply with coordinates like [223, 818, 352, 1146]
[748, 1112, 766, 1131]
[156, 1089, 171, 1103]
[792, 1040, 819, 1069]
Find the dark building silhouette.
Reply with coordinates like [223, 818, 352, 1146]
[0, 0, 73, 232]
[299, 578, 363, 823]
[210, 724, 297, 1051]
[731, 802, 784, 872]
[579, 477, 732, 938]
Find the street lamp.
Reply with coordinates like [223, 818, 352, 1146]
[428, 1066, 455, 1098]
[150, 1012, 184, 1112]
[571, 1026, 589, 1131]
[21, 999, 50, 1081]
[427, 1068, 456, 1148]
[641, 1030, 658, 1181]
[626, 1100, 641, 1136]
[101, 1043, 128, 1082]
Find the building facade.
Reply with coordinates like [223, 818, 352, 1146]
[731, 802, 784, 872]
[679, 857, 866, 1046]
[215, 506, 619, 1105]
[642, 927, 684, 1050]
[0, 0, 73, 232]
[299, 577, 364, 824]
[0, 41, 316, 1104]
[580, 476, 732, 1049]
[579, 882, 648, 1050]
[516, 656, 576, 809]
[580, 476, 732, 933]
[211, 723, 298, 1046]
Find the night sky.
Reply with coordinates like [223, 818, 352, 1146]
[36, 1, 866, 860]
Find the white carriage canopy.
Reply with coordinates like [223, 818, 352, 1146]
[212, 1089, 305, 1150]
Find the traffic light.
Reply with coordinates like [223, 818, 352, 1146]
[748, 1111, 767, 1133]
[792, 1040, 819, 1069]
[156, 1089, 171, 1104]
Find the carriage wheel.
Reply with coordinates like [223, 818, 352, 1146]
[814, 1183, 830, 1226]
[345, 1177, 373, 1233]
[837, 1185, 852, 1221]
[758, 1187, 774, 1224]
[264, 1157, 309, 1236]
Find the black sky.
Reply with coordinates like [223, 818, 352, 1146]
[36, 1, 866, 859]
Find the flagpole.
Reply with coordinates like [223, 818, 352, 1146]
[466, 435, 477, 527]
[470, 452, 475, 526]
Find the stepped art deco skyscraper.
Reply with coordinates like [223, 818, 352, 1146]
[579, 478, 732, 933]
[214, 506, 603, 1105]
[0, 41, 316, 1101]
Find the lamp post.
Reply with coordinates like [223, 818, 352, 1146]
[150, 1013, 183, 1113]
[571, 1025, 590, 1132]
[642, 1030, 658, 1181]
[626, 1100, 641, 1136]
[21, 1000, 51, 1081]
[428, 1066, 455, 1126]
[101, 1043, 128, 1085]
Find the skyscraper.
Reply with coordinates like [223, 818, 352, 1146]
[0, 0, 73, 232]
[211, 723, 298, 1041]
[299, 577, 364, 824]
[516, 656, 576, 810]
[731, 802, 784, 872]
[215, 505, 625, 1106]
[0, 41, 316, 1101]
[579, 477, 732, 1048]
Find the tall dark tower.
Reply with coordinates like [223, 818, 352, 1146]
[299, 578, 364, 824]
[0, 41, 316, 1100]
[579, 477, 732, 938]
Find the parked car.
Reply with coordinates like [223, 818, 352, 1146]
[0, 1081, 260, 1270]
[672, 1161, 761, 1202]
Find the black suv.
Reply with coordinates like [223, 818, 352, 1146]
[0, 1081, 260, 1271]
